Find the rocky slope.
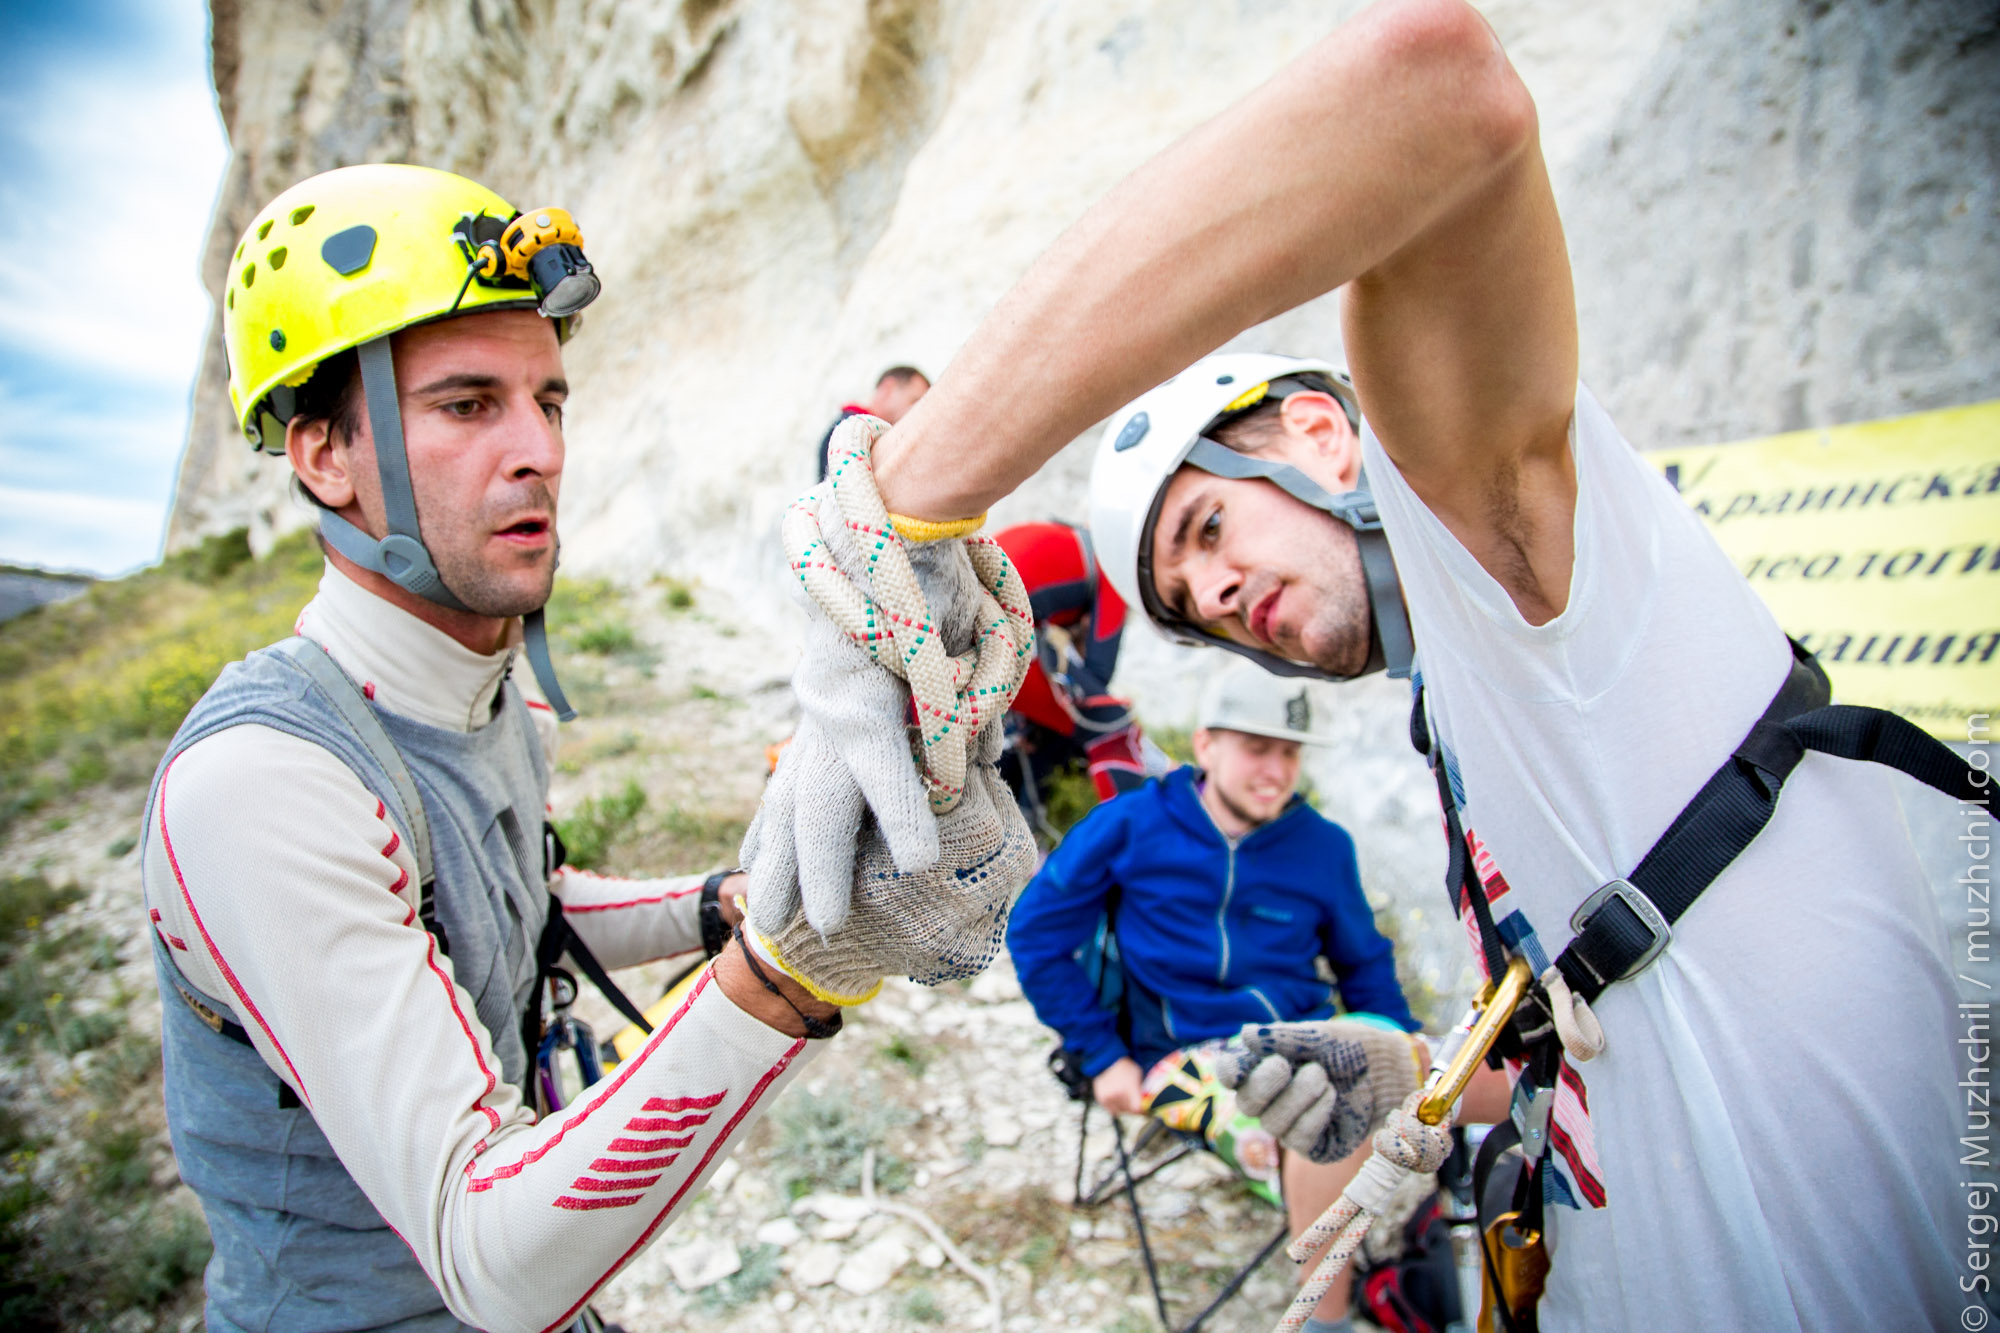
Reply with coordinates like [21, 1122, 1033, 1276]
[161, 0, 2000, 1002]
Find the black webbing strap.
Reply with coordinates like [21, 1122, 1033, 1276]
[1556, 639, 1988, 1003]
[536, 896, 655, 1037]
[1413, 686, 1509, 983]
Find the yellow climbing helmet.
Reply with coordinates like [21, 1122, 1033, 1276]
[223, 163, 599, 453]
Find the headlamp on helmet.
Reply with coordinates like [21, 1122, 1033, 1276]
[450, 206, 602, 322]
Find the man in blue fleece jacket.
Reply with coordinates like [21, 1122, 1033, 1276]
[1008, 662, 1416, 1327]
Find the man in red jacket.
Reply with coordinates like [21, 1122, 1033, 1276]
[990, 521, 1157, 832]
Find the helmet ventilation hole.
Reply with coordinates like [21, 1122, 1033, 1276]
[242, 263, 255, 287]
[257, 219, 274, 241]
[289, 205, 315, 226]
[226, 289, 234, 309]
[268, 246, 287, 270]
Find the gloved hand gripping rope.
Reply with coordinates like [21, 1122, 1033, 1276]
[1257, 957, 1534, 1333]
[782, 418, 1034, 816]
[742, 415, 1038, 1005]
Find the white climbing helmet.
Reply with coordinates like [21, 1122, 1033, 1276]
[1196, 660, 1329, 745]
[1086, 352, 1414, 681]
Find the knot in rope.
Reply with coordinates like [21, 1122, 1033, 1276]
[781, 414, 1036, 814]
[1276, 1089, 1455, 1333]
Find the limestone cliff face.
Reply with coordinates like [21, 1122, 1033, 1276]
[169, 0, 1997, 996]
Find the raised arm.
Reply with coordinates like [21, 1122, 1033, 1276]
[876, 0, 1577, 602]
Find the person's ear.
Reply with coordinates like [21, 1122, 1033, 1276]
[1191, 727, 1216, 770]
[287, 416, 357, 511]
[1281, 392, 1363, 493]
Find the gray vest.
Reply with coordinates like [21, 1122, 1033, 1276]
[145, 638, 551, 1332]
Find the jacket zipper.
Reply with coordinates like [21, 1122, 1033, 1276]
[1216, 836, 1238, 984]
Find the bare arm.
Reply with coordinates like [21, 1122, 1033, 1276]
[875, 0, 1578, 614]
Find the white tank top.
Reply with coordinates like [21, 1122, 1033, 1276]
[1364, 386, 1964, 1331]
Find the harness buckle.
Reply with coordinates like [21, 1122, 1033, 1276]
[1568, 879, 1672, 984]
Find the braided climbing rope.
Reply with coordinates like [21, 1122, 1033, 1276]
[782, 414, 1036, 814]
[1277, 1090, 1457, 1333]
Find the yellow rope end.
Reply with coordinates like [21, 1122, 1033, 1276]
[887, 511, 987, 543]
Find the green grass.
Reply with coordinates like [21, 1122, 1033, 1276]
[554, 779, 647, 870]
[902, 1287, 947, 1323]
[880, 1032, 931, 1076]
[654, 576, 698, 612]
[0, 877, 207, 1328]
[766, 1081, 916, 1200]
[547, 576, 647, 659]
[0, 527, 323, 837]
[1038, 761, 1100, 843]
[1147, 724, 1195, 766]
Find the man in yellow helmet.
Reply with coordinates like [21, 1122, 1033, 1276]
[141, 164, 858, 1331]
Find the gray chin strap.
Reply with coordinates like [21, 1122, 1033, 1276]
[314, 336, 577, 722]
[1166, 437, 1415, 683]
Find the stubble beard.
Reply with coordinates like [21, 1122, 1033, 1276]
[1214, 781, 1281, 830]
[429, 480, 560, 618]
[1300, 526, 1374, 678]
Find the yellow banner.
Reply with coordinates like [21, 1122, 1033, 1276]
[1649, 400, 2000, 740]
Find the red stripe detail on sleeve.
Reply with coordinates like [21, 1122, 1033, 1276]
[606, 1135, 688, 1153]
[590, 1154, 680, 1173]
[371, 806, 412, 898]
[524, 700, 554, 713]
[560, 877, 705, 913]
[624, 1116, 710, 1133]
[421, 932, 502, 1133]
[157, 757, 311, 1107]
[464, 968, 717, 1193]
[567, 1173, 664, 1192]
[642, 1092, 727, 1113]
[149, 908, 191, 951]
[537, 1037, 806, 1333]
[553, 1193, 643, 1210]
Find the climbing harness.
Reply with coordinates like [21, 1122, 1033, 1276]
[1273, 638, 1986, 1333]
[780, 413, 1036, 813]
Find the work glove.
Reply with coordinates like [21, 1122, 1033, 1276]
[752, 716, 1035, 1003]
[1213, 1018, 1428, 1164]
[743, 469, 1034, 1002]
[743, 488, 994, 936]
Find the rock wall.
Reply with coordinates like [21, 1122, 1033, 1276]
[168, 0, 1999, 1006]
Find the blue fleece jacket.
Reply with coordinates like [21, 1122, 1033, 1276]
[1008, 767, 1416, 1078]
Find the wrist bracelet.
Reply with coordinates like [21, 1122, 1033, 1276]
[731, 925, 842, 1039]
[698, 870, 735, 960]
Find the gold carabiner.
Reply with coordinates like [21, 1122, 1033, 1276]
[1417, 955, 1532, 1125]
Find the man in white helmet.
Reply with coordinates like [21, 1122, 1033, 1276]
[859, 1, 1976, 1329]
[1010, 660, 1424, 1331]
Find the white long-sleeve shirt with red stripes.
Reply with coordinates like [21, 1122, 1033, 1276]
[142, 564, 819, 1332]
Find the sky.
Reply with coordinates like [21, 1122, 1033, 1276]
[0, 0, 227, 576]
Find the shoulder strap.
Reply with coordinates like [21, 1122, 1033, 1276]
[1411, 686, 1509, 984]
[273, 637, 434, 889]
[1556, 638, 1986, 1003]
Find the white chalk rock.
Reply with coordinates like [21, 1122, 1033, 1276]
[834, 1233, 912, 1295]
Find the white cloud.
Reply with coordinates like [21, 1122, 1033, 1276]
[0, 483, 168, 575]
[0, 65, 225, 388]
[0, 3, 226, 575]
